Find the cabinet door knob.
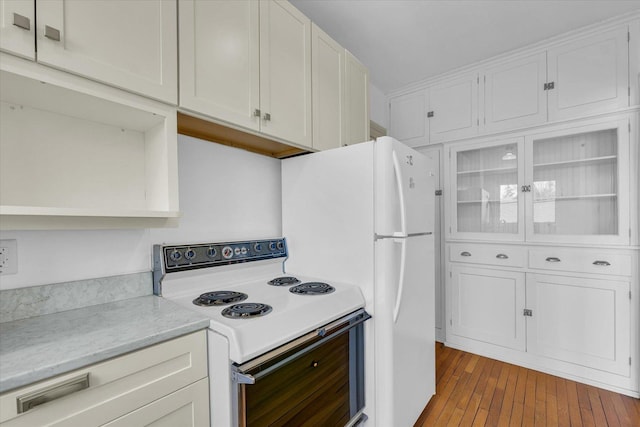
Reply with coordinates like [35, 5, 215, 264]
[592, 260, 611, 266]
[44, 25, 61, 41]
[496, 254, 509, 259]
[460, 251, 471, 257]
[263, 113, 271, 121]
[545, 257, 561, 263]
[12, 13, 30, 30]
[253, 108, 261, 117]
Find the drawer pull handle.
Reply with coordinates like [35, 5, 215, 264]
[460, 251, 471, 257]
[12, 13, 30, 30]
[545, 257, 561, 263]
[496, 254, 509, 259]
[592, 260, 611, 266]
[17, 373, 89, 414]
[44, 25, 61, 41]
[311, 360, 319, 368]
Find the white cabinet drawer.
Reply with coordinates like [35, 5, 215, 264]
[528, 248, 633, 276]
[449, 243, 526, 268]
[0, 331, 208, 425]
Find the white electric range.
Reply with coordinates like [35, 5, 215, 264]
[153, 238, 369, 427]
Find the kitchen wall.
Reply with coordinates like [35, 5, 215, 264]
[0, 135, 282, 290]
[370, 83, 387, 130]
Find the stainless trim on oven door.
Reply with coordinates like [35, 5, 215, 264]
[234, 309, 370, 380]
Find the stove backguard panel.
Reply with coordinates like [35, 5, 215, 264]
[153, 238, 288, 295]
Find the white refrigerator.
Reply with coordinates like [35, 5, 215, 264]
[282, 136, 436, 427]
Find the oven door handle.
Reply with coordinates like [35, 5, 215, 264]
[233, 309, 370, 383]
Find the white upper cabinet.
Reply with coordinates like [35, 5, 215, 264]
[547, 27, 629, 121]
[428, 72, 479, 143]
[0, 0, 35, 60]
[388, 89, 429, 148]
[311, 23, 344, 151]
[388, 20, 635, 144]
[35, 0, 177, 104]
[344, 50, 369, 145]
[523, 117, 630, 246]
[631, 19, 640, 107]
[179, 0, 312, 149]
[259, 0, 312, 147]
[448, 114, 631, 245]
[449, 137, 526, 242]
[179, 0, 260, 131]
[482, 52, 548, 133]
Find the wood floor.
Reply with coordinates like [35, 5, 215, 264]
[415, 343, 640, 427]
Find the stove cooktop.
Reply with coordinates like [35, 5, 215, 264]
[155, 239, 365, 364]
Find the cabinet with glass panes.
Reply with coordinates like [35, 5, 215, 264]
[448, 115, 630, 245]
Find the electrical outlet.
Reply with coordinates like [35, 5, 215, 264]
[0, 239, 18, 275]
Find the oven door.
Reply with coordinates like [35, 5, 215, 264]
[231, 309, 370, 427]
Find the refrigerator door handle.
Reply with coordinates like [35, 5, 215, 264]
[391, 150, 407, 236]
[392, 238, 407, 323]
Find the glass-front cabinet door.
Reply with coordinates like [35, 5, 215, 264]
[524, 118, 630, 245]
[450, 138, 525, 241]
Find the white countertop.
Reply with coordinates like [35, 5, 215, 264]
[0, 295, 210, 393]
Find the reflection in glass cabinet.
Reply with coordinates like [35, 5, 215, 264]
[456, 143, 519, 234]
[531, 129, 618, 236]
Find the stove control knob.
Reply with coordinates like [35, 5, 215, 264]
[206, 247, 217, 258]
[222, 246, 233, 259]
[254, 243, 262, 252]
[184, 248, 196, 260]
[240, 247, 248, 255]
[269, 241, 277, 251]
[169, 249, 182, 262]
[276, 241, 284, 250]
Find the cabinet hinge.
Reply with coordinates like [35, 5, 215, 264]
[427, 111, 435, 118]
[450, 319, 453, 326]
[449, 271, 452, 278]
[543, 82, 555, 91]
[629, 357, 632, 366]
[523, 309, 533, 317]
[629, 122, 632, 133]
[521, 185, 532, 192]
[628, 31, 631, 42]
[435, 189, 443, 196]
[477, 118, 479, 126]
[630, 290, 632, 300]
[477, 76, 480, 84]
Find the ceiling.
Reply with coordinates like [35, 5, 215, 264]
[289, 0, 640, 94]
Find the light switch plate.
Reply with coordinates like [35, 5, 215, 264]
[0, 239, 18, 275]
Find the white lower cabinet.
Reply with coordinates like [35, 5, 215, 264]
[447, 243, 638, 396]
[526, 274, 630, 377]
[0, 331, 210, 426]
[449, 265, 526, 351]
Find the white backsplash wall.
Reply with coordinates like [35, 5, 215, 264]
[149, 135, 282, 245]
[369, 83, 388, 130]
[0, 135, 282, 290]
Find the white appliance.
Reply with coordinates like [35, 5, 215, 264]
[153, 240, 369, 426]
[282, 136, 436, 427]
